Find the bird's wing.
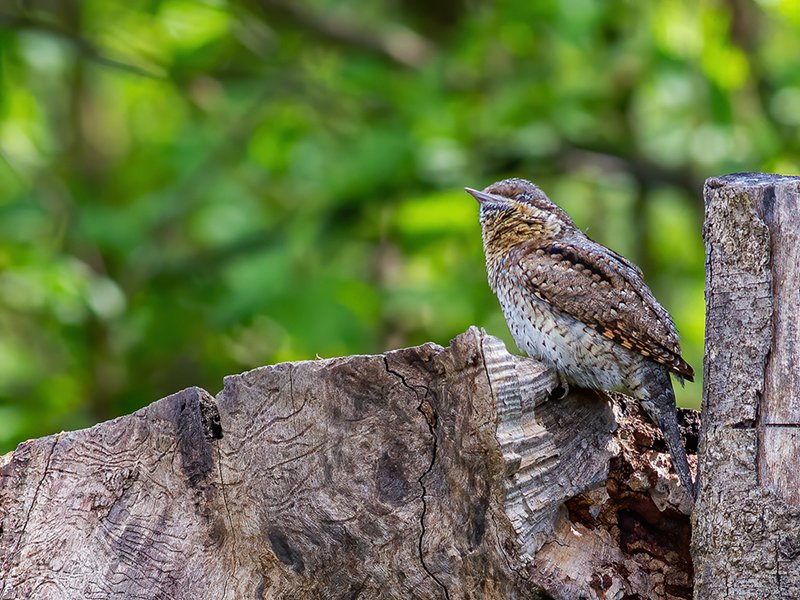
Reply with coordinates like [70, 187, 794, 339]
[511, 238, 695, 381]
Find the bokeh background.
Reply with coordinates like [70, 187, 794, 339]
[1, 0, 798, 451]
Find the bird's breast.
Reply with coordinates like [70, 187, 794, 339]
[494, 280, 641, 391]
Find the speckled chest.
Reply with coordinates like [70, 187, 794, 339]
[493, 276, 642, 390]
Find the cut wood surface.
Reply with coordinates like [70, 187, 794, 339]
[1, 328, 695, 600]
[694, 173, 800, 600]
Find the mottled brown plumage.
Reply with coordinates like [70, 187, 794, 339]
[468, 178, 696, 498]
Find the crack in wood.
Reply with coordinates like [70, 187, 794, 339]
[1, 433, 61, 597]
[478, 331, 498, 408]
[383, 356, 450, 600]
[216, 441, 238, 599]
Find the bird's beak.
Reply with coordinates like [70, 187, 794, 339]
[464, 187, 495, 205]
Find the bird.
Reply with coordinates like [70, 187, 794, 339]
[465, 178, 696, 499]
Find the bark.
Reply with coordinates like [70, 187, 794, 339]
[1, 328, 695, 600]
[694, 173, 800, 599]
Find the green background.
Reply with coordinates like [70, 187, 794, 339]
[2, 0, 798, 451]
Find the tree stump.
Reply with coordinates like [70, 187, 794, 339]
[694, 173, 800, 599]
[0, 328, 694, 599]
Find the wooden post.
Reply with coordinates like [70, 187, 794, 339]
[694, 173, 800, 599]
[0, 328, 695, 599]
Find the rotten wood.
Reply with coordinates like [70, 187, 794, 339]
[1, 328, 695, 599]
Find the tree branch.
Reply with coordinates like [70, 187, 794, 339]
[0, 11, 163, 78]
[250, 0, 435, 68]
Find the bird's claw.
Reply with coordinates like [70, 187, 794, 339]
[550, 374, 570, 400]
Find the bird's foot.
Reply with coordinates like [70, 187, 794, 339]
[549, 374, 570, 400]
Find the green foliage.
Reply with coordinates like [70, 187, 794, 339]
[1, 0, 798, 450]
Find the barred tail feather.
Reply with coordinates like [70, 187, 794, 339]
[638, 366, 696, 500]
[654, 399, 696, 499]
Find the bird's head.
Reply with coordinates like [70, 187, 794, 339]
[465, 178, 575, 256]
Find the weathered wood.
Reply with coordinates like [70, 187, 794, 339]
[1, 328, 695, 599]
[694, 173, 800, 599]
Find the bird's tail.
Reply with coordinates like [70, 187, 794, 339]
[640, 367, 697, 500]
[654, 399, 696, 499]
